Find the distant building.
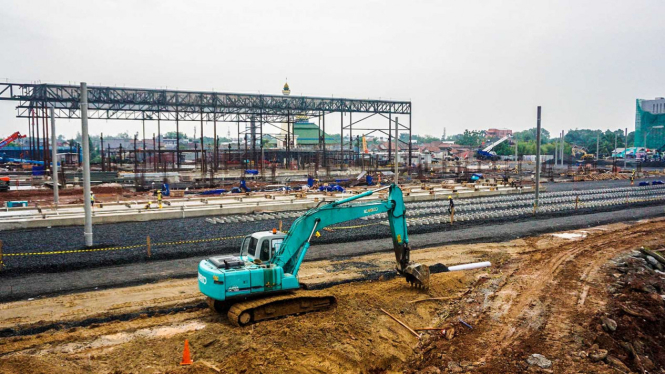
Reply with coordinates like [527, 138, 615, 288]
[290, 120, 334, 149]
[635, 98, 665, 148]
[161, 138, 178, 150]
[485, 128, 512, 138]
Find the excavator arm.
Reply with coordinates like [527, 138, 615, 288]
[272, 183, 429, 287]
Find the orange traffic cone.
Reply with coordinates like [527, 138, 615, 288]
[180, 339, 193, 366]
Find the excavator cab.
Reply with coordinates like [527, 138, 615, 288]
[239, 231, 286, 263]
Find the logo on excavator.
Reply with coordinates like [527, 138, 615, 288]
[397, 234, 402, 244]
[364, 207, 379, 214]
[198, 272, 207, 285]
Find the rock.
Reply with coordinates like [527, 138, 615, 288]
[605, 355, 630, 373]
[201, 337, 218, 347]
[445, 328, 455, 340]
[526, 354, 552, 369]
[588, 349, 608, 362]
[640, 247, 665, 265]
[600, 316, 617, 332]
[447, 361, 463, 373]
[418, 366, 441, 374]
[646, 256, 664, 271]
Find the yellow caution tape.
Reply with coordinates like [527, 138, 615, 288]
[4, 234, 246, 257]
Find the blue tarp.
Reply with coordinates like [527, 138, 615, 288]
[318, 184, 345, 193]
[161, 183, 170, 196]
[199, 189, 228, 195]
[32, 166, 45, 176]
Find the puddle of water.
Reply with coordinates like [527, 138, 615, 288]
[551, 232, 587, 240]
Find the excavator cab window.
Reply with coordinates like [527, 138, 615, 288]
[259, 239, 271, 262]
[240, 236, 258, 258]
[271, 239, 283, 259]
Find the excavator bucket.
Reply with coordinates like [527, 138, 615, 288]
[403, 262, 430, 289]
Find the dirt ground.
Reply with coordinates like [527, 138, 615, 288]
[1, 219, 665, 373]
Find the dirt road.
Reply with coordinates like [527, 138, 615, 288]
[1, 219, 664, 373]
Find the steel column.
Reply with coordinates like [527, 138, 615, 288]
[80, 82, 93, 247]
[50, 107, 59, 204]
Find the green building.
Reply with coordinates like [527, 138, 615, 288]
[293, 120, 334, 148]
[635, 98, 665, 148]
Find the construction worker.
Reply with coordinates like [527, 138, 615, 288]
[448, 195, 455, 224]
[630, 171, 635, 186]
[90, 191, 95, 207]
[157, 189, 163, 209]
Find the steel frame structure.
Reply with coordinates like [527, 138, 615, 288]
[0, 82, 413, 170]
[0, 83, 410, 119]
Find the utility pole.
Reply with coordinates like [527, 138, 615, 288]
[514, 139, 518, 174]
[394, 117, 399, 184]
[624, 127, 628, 169]
[560, 130, 564, 166]
[596, 133, 600, 160]
[157, 114, 161, 168]
[142, 113, 146, 171]
[535, 106, 542, 211]
[614, 132, 618, 173]
[50, 107, 59, 205]
[100, 133, 105, 172]
[80, 82, 93, 247]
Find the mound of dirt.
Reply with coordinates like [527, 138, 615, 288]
[589, 249, 665, 373]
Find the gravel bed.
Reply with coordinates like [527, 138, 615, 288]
[1, 178, 663, 275]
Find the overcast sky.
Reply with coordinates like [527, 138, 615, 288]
[1, 0, 664, 139]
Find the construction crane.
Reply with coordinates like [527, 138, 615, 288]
[0, 132, 26, 150]
[476, 135, 512, 160]
[198, 184, 435, 326]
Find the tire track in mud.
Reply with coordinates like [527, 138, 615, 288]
[479, 220, 665, 364]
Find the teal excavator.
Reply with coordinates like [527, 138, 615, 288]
[198, 183, 431, 326]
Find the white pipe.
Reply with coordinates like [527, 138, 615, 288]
[447, 261, 491, 272]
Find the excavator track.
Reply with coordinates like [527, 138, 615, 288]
[226, 292, 337, 327]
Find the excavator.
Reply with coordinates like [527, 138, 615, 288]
[571, 145, 594, 162]
[198, 183, 432, 326]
